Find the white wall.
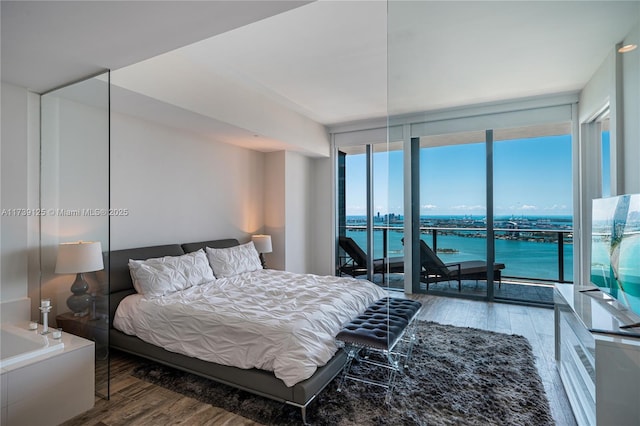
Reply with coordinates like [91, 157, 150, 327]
[284, 151, 311, 273]
[579, 20, 640, 197]
[1, 82, 40, 321]
[309, 157, 334, 275]
[263, 150, 332, 274]
[112, 56, 330, 157]
[263, 151, 286, 270]
[0, 79, 323, 325]
[1, 83, 29, 302]
[579, 51, 614, 124]
[622, 23, 640, 194]
[577, 20, 640, 284]
[111, 112, 265, 250]
[578, 51, 613, 285]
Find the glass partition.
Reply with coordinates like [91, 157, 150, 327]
[338, 145, 369, 277]
[387, 1, 578, 304]
[373, 142, 404, 289]
[40, 72, 110, 398]
[338, 143, 398, 287]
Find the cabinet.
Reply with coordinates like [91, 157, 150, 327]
[1, 325, 94, 426]
[555, 284, 640, 426]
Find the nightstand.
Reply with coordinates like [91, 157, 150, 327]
[56, 312, 109, 359]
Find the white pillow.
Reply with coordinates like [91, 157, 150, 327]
[205, 242, 262, 278]
[128, 249, 214, 297]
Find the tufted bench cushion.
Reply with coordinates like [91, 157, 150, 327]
[364, 297, 422, 322]
[336, 298, 422, 400]
[336, 313, 408, 350]
[336, 298, 422, 351]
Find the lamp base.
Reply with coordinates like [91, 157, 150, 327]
[259, 253, 267, 269]
[67, 294, 91, 316]
[67, 273, 91, 316]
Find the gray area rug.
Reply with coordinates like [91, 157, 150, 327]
[131, 321, 554, 425]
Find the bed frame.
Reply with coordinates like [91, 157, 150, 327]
[108, 239, 348, 423]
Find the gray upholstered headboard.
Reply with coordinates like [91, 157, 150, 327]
[108, 239, 240, 327]
[181, 239, 239, 254]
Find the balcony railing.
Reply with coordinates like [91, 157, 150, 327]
[343, 225, 573, 284]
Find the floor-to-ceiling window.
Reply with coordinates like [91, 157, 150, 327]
[334, 102, 576, 306]
[493, 124, 573, 304]
[418, 131, 488, 298]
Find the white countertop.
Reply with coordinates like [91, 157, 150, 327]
[555, 283, 640, 343]
[1, 322, 94, 374]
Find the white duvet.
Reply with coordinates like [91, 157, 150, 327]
[114, 269, 387, 387]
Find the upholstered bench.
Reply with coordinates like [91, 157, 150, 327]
[336, 312, 408, 350]
[336, 297, 422, 401]
[364, 297, 422, 323]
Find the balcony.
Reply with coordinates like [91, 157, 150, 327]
[341, 225, 573, 306]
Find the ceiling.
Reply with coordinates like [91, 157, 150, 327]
[1, 1, 311, 93]
[2, 1, 639, 153]
[145, 0, 638, 126]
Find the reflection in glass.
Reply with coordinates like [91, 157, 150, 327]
[339, 143, 400, 287]
[373, 142, 403, 270]
[40, 72, 110, 398]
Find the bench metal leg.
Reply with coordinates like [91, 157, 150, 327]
[337, 332, 419, 404]
[338, 347, 401, 402]
[336, 347, 359, 393]
[336, 298, 423, 404]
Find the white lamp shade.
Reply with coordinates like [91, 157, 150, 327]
[55, 241, 104, 274]
[251, 235, 272, 254]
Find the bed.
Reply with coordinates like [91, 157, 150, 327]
[108, 238, 387, 422]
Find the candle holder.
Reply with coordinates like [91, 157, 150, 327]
[39, 299, 52, 335]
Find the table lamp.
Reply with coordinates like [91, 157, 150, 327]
[55, 241, 104, 316]
[251, 234, 272, 268]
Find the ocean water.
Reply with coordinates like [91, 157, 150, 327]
[346, 228, 574, 282]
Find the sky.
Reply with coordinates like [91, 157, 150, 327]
[345, 134, 574, 217]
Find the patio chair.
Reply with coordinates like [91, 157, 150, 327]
[338, 236, 404, 278]
[419, 240, 505, 291]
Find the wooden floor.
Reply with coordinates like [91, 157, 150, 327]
[62, 294, 577, 426]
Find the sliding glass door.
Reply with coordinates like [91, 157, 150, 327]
[493, 124, 573, 305]
[414, 124, 572, 304]
[418, 132, 488, 298]
[335, 120, 574, 306]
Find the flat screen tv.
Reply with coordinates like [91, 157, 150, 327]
[591, 194, 640, 324]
